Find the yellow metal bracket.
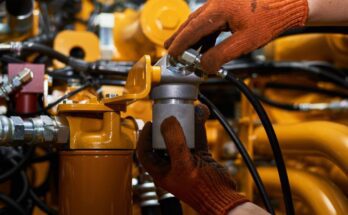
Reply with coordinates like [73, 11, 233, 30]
[102, 55, 161, 106]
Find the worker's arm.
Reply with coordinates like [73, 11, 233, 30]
[308, 0, 348, 24]
[136, 105, 268, 215]
[165, 0, 348, 74]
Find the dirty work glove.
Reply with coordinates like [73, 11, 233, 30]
[164, 0, 309, 74]
[137, 104, 249, 215]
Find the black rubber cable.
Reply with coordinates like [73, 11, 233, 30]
[0, 160, 29, 206]
[0, 193, 26, 215]
[159, 197, 183, 215]
[223, 61, 348, 88]
[223, 72, 294, 215]
[0, 146, 35, 184]
[199, 93, 275, 214]
[29, 188, 58, 215]
[264, 82, 348, 98]
[280, 26, 348, 38]
[21, 43, 89, 72]
[16, 171, 29, 203]
[42, 82, 90, 112]
[256, 95, 300, 111]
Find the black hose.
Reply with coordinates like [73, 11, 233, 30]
[223, 72, 294, 215]
[141, 206, 161, 215]
[280, 26, 348, 38]
[264, 82, 348, 98]
[199, 93, 275, 214]
[256, 95, 300, 111]
[42, 82, 90, 112]
[0, 193, 26, 215]
[29, 188, 58, 215]
[21, 43, 89, 72]
[16, 171, 29, 203]
[159, 197, 183, 215]
[0, 146, 35, 183]
[223, 61, 348, 88]
[24, 32, 57, 45]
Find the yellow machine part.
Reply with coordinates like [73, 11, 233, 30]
[58, 97, 136, 150]
[254, 121, 348, 173]
[235, 77, 348, 214]
[259, 167, 348, 215]
[75, 0, 94, 31]
[265, 34, 348, 68]
[53, 30, 101, 68]
[113, 0, 190, 61]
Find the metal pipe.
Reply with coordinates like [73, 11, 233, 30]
[254, 121, 348, 173]
[259, 167, 348, 215]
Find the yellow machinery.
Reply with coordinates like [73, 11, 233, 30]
[0, 0, 347, 215]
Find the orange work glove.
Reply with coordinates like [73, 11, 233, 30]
[165, 0, 309, 74]
[137, 105, 249, 215]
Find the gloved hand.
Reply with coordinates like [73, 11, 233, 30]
[164, 0, 309, 74]
[137, 104, 249, 215]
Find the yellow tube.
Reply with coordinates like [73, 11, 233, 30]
[259, 167, 348, 215]
[254, 121, 348, 173]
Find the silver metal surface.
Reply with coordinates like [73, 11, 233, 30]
[0, 115, 69, 145]
[152, 102, 195, 149]
[298, 100, 348, 111]
[151, 54, 204, 149]
[177, 48, 201, 67]
[151, 84, 199, 100]
[0, 68, 33, 100]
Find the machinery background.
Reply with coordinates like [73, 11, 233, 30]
[0, 0, 346, 215]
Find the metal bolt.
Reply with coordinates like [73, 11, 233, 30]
[105, 93, 117, 98]
[62, 99, 73, 104]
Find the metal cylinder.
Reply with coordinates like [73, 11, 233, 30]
[15, 93, 37, 114]
[151, 84, 197, 149]
[6, 0, 33, 34]
[59, 150, 133, 215]
[152, 100, 195, 149]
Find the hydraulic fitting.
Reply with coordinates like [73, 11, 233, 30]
[0, 115, 69, 145]
[135, 171, 160, 208]
[0, 68, 33, 100]
[151, 53, 205, 149]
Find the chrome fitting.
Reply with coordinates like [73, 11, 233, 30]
[0, 115, 69, 145]
[0, 68, 33, 100]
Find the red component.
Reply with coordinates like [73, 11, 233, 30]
[15, 93, 38, 114]
[8, 64, 45, 115]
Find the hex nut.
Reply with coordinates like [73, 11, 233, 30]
[10, 116, 25, 141]
[53, 117, 69, 144]
[40, 116, 56, 142]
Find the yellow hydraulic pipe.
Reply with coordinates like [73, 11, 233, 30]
[259, 167, 348, 215]
[254, 121, 348, 173]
